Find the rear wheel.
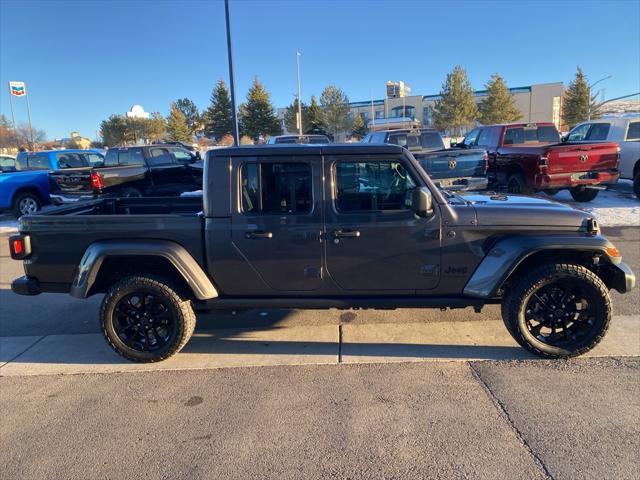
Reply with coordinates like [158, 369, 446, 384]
[506, 173, 533, 195]
[100, 275, 196, 362]
[570, 186, 599, 202]
[502, 263, 611, 358]
[121, 187, 143, 198]
[12, 192, 41, 217]
[634, 172, 640, 200]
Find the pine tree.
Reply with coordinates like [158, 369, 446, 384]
[284, 99, 309, 133]
[320, 85, 351, 136]
[306, 95, 326, 134]
[204, 80, 233, 140]
[562, 67, 600, 127]
[166, 102, 192, 143]
[238, 77, 282, 141]
[478, 74, 521, 124]
[175, 98, 200, 135]
[351, 114, 368, 139]
[432, 66, 478, 136]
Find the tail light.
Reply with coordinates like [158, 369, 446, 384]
[482, 151, 489, 175]
[90, 171, 105, 190]
[9, 234, 31, 260]
[538, 156, 549, 173]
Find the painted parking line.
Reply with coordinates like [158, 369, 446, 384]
[0, 316, 637, 377]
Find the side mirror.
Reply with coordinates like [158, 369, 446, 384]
[412, 187, 433, 217]
[561, 135, 568, 143]
[450, 141, 458, 148]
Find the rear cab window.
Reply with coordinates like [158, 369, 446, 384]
[503, 125, 560, 145]
[55, 152, 90, 169]
[241, 161, 312, 214]
[105, 148, 145, 167]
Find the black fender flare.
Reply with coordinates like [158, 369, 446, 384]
[70, 240, 218, 300]
[463, 234, 622, 298]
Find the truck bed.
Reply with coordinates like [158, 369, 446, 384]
[17, 197, 205, 290]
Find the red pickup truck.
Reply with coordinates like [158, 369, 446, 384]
[456, 122, 620, 201]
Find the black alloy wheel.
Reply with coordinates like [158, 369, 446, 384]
[502, 263, 610, 358]
[113, 291, 176, 353]
[100, 275, 196, 362]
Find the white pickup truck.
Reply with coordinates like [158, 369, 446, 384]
[567, 116, 640, 198]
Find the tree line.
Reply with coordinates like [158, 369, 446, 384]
[430, 66, 603, 136]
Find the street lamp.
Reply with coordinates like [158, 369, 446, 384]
[296, 51, 302, 135]
[588, 75, 612, 120]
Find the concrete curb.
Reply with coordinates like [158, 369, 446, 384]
[0, 316, 637, 377]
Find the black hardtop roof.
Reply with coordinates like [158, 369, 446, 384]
[211, 143, 405, 157]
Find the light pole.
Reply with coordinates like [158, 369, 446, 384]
[296, 51, 302, 135]
[224, 0, 239, 146]
[588, 75, 612, 120]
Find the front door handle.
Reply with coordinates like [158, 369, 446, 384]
[245, 231, 273, 239]
[333, 229, 361, 238]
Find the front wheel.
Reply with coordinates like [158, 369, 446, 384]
[570, 186, 599, 202]
[100, 275, 196, 362]
[502, 263, 611, 358]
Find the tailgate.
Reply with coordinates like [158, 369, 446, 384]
[49, 167, 94, 194]
[416, 149, 486, 179]
[546, 142, 619, 174]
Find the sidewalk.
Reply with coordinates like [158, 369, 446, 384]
[2, 315, 638, 377]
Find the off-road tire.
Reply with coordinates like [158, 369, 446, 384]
[569, 186, 599, 202]
[502, 263, 611, 358]
[506, 173, 533, 195]
[634, 172, 640, 200]
[100, 275, 196, 362]
[12, 192, 41, 217]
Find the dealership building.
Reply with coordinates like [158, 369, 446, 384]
[278, 80, 564, 137]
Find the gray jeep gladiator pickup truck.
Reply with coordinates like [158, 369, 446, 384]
[9, 144, 635, 362]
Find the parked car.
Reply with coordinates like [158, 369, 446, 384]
[565, 116, 640, 199]
[49, 145, 202, 203]
[0, 149, 104, 216]
[363, 128, 488, 191]
[266, 135, 331, 144]
[0, 154, 16, 173]
[9, 144, 635, 362]
[456, 122, 620, 201]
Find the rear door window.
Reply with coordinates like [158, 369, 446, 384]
[241, 162, 312, 214]
[121, 148, 144, 166]
[625, 122, 640, 140]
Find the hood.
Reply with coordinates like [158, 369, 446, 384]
[461, 192, 593, 228]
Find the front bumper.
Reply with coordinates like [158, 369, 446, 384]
[534, 170, 619, 189]
[435, 176, 488, 191]
[608, 261, 636, 294]
[11, 276, 42, 296]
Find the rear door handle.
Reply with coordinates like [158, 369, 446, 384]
[245, 231, 273, 239]
[333, 229, 361, 238]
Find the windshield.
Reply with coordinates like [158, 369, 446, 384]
[503, 125, 560, 144]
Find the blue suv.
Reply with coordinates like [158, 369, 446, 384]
[0, 149, 104, 217]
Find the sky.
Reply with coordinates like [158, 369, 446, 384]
[1, 0, 639, 140]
